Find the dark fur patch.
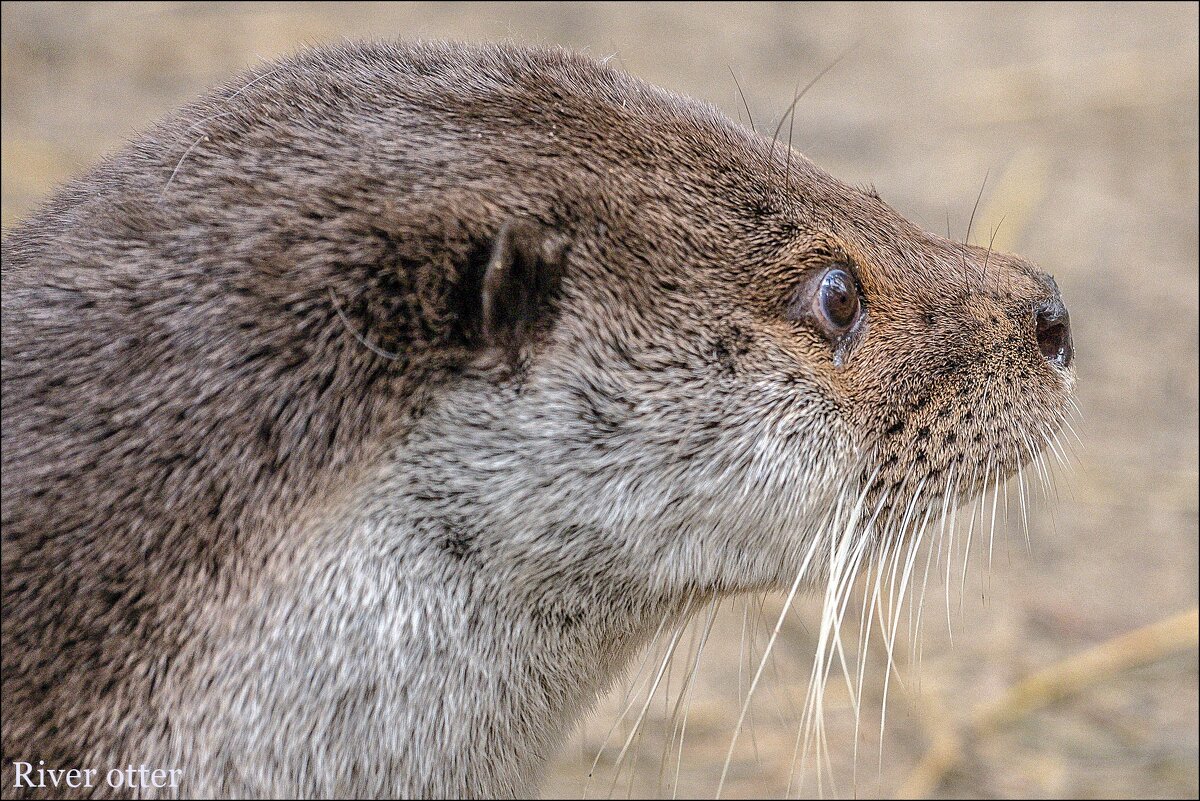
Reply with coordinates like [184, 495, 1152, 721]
[441, 530, 475, 561]
[710, 323, 753, 376]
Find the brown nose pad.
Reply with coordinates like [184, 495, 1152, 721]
[1035, 297, 1073, 368]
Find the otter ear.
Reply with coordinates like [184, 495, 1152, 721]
[475, 219, 569, 357]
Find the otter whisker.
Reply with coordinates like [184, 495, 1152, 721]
[1023, 432, 1053, 500]
[1068, 396, 1086, 429]
[716, 548, 816, 797]
[878, 479, 930, 774]
[784, 78, 801, 192]
[902, 491, 940, 666]
[831, 522, 874, 735]
[868, 477, 929, 759]
[1041, 424, 1070, 513]
[1054, 424, 1082, 498]
[328, 287, 402, 360]
[1041, 423, 1070, 468]
[652, 599, 711, 796]
[1019, 437, 1041, 521]
[949, 466, 970, 618]
[898, 470, 949, 683]
[820, 512, 873, 762]
[973, 461, 991, 541]
[844, 491, 897, 796]
[159, 67, 282, 200]
[717, 483, 864, 798]
[159, 133, 210, 201]
[738, 602, 764, 769]
[987, 466, 1003, 571]
[1060, 415, 1085, 457]
[877, 516, 907, 686]
[982, 215, 1006, 287]
[963, 169, 991, 292]
[586, 611, 673, 788]
[727, 67, 757, 134]
[865, 532, 896, 760]
[913, 496, 940, 675]
[998, 455, 1008, 532]
[850, 553, 880, 795]
[668, 598, 719, 799]
[606, 610, 693, 798]
[654, 620, 687, 795]
[1034, 424, 1069, 508]
[737, 601, 750, 757]
[767, 52, 848, 174]
[964, 462, 984, 568]
[941, 464, 960, 639]
[791, 488, 870, 798]
[912, 506, 939, 676]
[171, 110, 236, 142]
[799, 560, 840, 793]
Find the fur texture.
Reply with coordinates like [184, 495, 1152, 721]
[1, 40, 1074, 798]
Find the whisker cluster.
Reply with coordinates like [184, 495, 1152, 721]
[586, 399, 1081, 799]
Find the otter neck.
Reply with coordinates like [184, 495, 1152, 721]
[170, 504, 690, 799]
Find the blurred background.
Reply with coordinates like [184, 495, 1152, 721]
[2, 2, 1196, 798]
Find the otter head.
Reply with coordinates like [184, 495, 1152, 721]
[363, 43, 1077, 604]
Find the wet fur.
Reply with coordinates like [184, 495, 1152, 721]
[1, 41, 1073, 798]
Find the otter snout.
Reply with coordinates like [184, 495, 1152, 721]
[1034, 293, 1073, 369]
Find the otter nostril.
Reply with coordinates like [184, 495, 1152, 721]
[1035, 300, 1073, 368]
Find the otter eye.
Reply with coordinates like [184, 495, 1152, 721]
[785, 262, 866, 346]
[815, 268, 860, 331]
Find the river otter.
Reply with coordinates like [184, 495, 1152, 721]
[0, 40, 1074, 798]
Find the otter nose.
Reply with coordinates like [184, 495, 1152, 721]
[1034, 295, 1073, 369]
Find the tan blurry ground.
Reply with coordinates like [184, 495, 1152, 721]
[2, 2, 1196, 798]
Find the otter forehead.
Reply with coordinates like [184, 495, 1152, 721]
[151, 40, 939, 284]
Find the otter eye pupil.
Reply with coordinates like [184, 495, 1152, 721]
[819, 269, 859, 328]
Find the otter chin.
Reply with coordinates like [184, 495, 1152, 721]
[0, 40, 1074, 799]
